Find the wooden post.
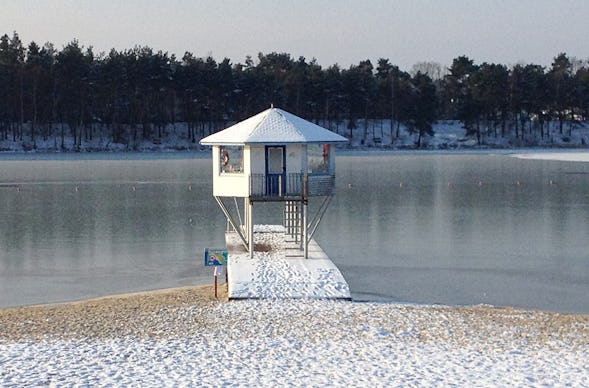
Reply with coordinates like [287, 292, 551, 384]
[214, 266, 218, 298]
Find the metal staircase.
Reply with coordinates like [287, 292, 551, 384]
[284, 200, 303, 246]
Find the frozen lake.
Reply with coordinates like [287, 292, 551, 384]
[1, 152, 588, 313]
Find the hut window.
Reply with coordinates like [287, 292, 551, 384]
[220, 146, 244, 174]
[307, 144, 330, 174]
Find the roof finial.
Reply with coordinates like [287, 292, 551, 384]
[270, 103, 274, 109]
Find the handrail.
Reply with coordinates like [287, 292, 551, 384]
[249, 173, 335, 198]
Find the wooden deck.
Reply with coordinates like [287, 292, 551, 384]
[225, 225, 351, 300]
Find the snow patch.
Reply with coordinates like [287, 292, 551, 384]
[511, 151, 589, 162]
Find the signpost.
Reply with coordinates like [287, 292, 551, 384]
[204, 248, 227, 298]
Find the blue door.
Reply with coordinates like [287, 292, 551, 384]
[266, 146, 286, 196]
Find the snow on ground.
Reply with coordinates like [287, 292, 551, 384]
[511, 151, 589, 162]
[1, 299, 587, 386]
[226, 226, 351, 299]
[3, 120, 589, 153]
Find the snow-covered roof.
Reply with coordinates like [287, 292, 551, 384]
[200, 108, 348, 145]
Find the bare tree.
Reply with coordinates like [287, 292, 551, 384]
[410, 61, 446, 81]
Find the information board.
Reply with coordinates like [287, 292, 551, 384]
[204, 248, 228, 266]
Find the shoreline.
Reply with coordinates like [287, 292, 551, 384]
[2, 285, 588, 385]
[2, 284, 588, 342]
[0, 146, 588, 158]
[3, 282, 589, 317]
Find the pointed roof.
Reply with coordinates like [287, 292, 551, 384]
[200, 108, 348, 145]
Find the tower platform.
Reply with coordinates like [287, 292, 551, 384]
[225, 225, 351, 300]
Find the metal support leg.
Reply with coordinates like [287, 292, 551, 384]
[214, 196, 248, 251]
[248, 199, 254, 259]
[303, 201, 308, 259]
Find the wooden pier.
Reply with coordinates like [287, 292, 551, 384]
[225, 225, 351, 300]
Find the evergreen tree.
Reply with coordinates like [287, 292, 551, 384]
[0, 32, 26, 141]
[575, 66, 589, 124]
[54, 40, 92, 148]
[342, 60, 376, 141]
[548, 53, 574, 134]
[406, 72, 437, 147]
[24, 41, 42, 145]
[471, 63, 509, 139]
[444, 56, 483, 142]
[321, 64, 344, 132]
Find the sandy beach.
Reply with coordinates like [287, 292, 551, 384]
[0, 285, 225, 341]
[1, 285, 588, 386]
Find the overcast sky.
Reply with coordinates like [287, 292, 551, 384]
[2, 0, 589, 71]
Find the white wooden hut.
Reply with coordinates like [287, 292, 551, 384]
[200, 107, 347, 258]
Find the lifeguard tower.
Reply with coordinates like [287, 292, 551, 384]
[200, 107, 347, 259]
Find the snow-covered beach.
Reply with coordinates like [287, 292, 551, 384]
[1, 285, 588, 386]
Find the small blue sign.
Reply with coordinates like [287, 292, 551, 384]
[204, 248, 228, 266]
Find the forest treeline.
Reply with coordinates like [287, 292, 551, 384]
[1, 31, 589, 150]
